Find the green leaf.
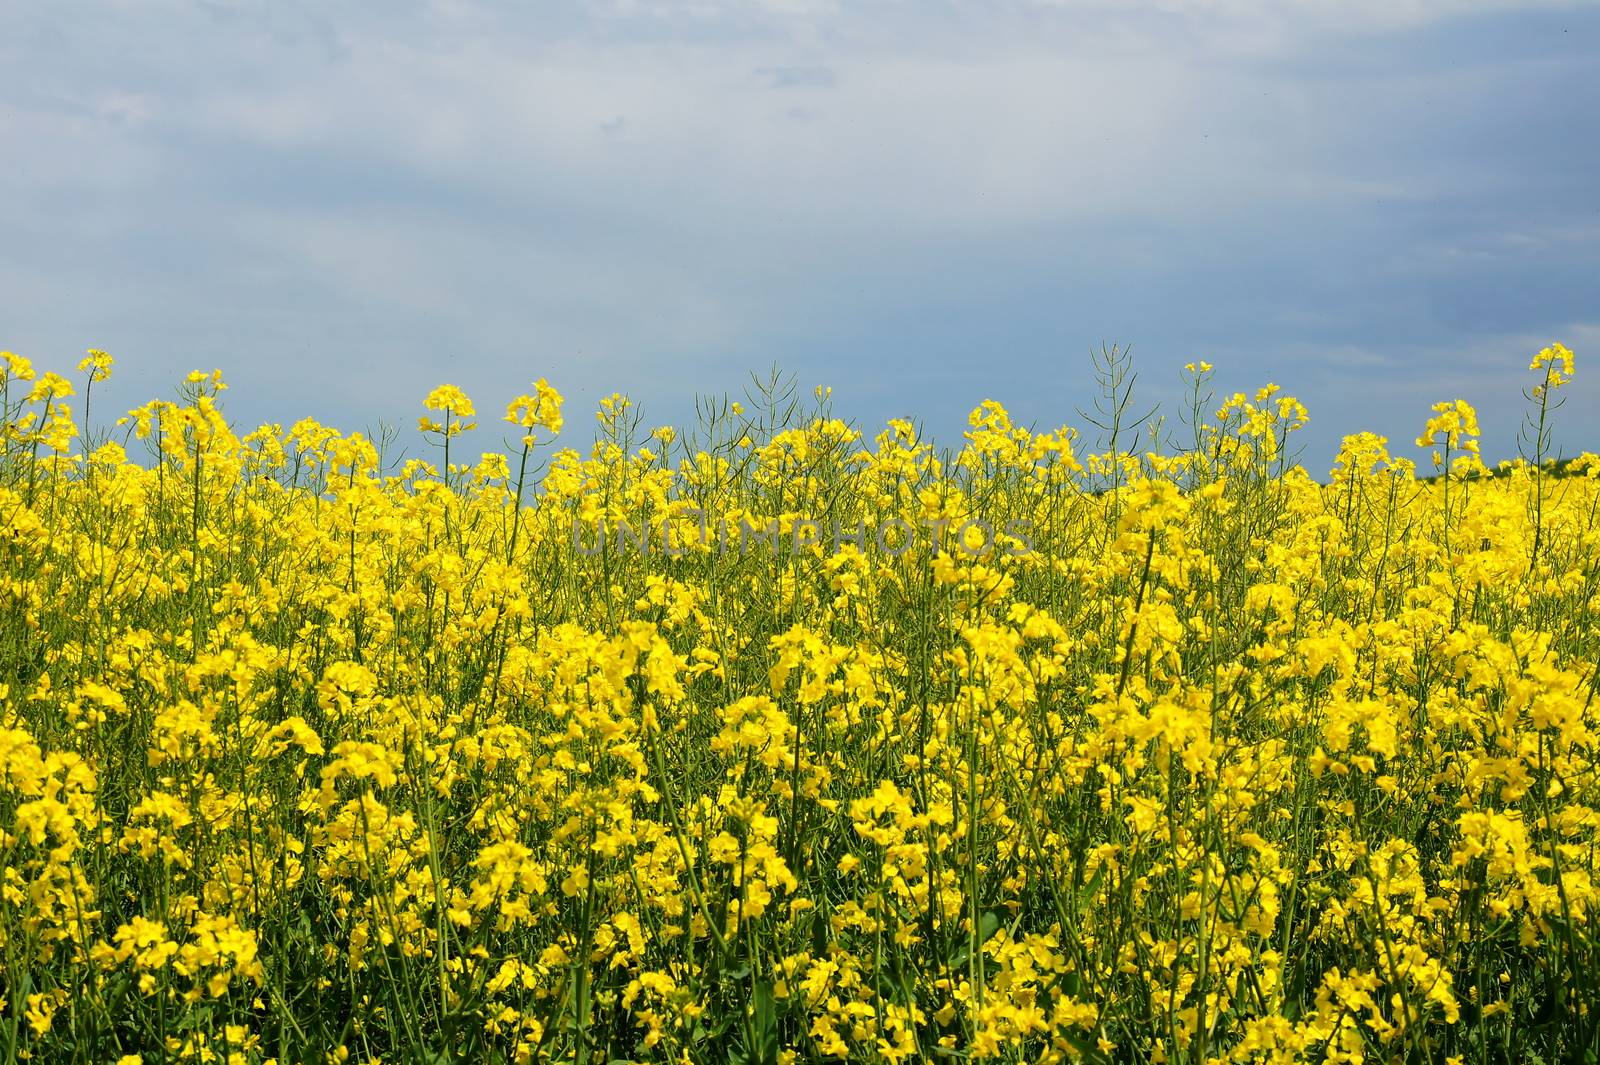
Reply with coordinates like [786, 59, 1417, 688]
[752, 980, 779, 1065]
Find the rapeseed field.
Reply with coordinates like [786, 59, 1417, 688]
[0, 344, 1596, 1064]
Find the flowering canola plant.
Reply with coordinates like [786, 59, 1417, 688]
[0, 343, 1597, 1064]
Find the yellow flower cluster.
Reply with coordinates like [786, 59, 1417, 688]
[0, 344, 1596, 1063]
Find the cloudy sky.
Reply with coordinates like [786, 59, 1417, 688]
[3, 0, 1597, 469]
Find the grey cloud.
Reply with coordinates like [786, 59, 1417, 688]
[756, 64, 837, 88]
[0, 0, 1596, 469]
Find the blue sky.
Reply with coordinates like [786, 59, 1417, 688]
[3, 0, 1597, 471]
